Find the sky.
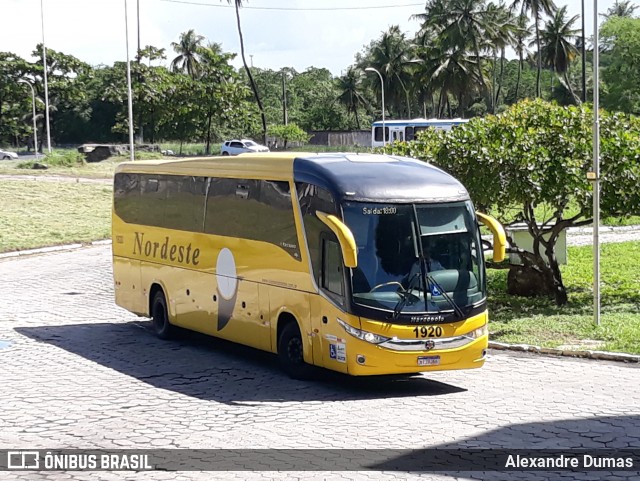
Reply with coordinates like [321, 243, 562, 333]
[2, 0, 620, 76]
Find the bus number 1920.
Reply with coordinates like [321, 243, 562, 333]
[413, 326, 443, 338]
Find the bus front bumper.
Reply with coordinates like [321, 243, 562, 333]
[343, 334, 489, 376]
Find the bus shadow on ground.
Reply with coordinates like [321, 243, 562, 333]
[366, 414, 640, 480]
[15, 321, 467, 404]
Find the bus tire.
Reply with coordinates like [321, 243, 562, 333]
[278, 322, 312, 380]
[151, 290, 175, 340]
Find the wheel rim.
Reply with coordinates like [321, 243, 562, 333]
[287, 336, 303, 364]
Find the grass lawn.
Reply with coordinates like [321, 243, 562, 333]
[0, 179, 112, 252]
[488, 241, 640, 354]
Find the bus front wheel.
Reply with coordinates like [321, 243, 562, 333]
[151, 290, 175, 340]
[278, 322, 312, 380]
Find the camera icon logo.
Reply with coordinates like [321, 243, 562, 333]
[7, 451, 39, 469]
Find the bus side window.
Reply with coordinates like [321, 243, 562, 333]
[322, 236, 344, 299]
[406, 126, 414, 141]
[296, 182, 339, 289]
[374, 126, 384, 143]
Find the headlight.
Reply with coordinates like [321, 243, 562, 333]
[470, 324, 488, 338]
[337, 318, 390, 344]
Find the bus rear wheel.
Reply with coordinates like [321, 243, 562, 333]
[151, 290, 175, 340]
[278, 322, 312, 380]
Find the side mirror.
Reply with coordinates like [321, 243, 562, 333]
[316, 211, 358, 268]
[477, 212, 507, 263]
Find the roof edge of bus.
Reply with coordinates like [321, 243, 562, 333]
[113, 152, 325, 176]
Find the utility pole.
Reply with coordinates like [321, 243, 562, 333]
[592, 0, 601, 326]
[40, 0, 51, 153]
[137, 0, 143, 143]
[581, 0, 586, 102]
[125, 0, 135, 161]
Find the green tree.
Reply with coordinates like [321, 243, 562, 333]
[513, 14, 534, 101]
[601, 16, 640, 113]
[336, 67, 368, 129]
[539, 6, 580, 104]
[602, 0, 638, 19]
[511, 0, 557, 97]
[0, 52, 32, 146]
[30, 45, 92, 145]
[195, 43, 256, 154]
[486, 2, 518, 112]
[359, 26, 417, 118]
[268, 123, 310, 149]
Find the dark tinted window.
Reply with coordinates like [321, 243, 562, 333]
[296, 182, 339, 286]
[322, 237, 344, 297]
[406, 126, 415, 141]
[114, 173, 206, 231]
[374, 126, 389, 142]
[204, 178, 300, 259]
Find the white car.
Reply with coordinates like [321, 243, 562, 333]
[0, 149, 18, 160]
[220, 139, 269, 156]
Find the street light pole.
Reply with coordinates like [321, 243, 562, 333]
[40, 0, 51, 153]
[365, 67, 385, 146]
[18, 80, 39, 159]
[592, 0, 601, 326]
[124, 0, 135, 161]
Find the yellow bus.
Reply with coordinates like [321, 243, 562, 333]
[112, 152, 506, 378]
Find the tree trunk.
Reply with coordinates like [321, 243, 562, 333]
[515, 53, 523, 101]
[545, 247, 568, 305]
[535, 16, 542, 98]
[496, 47, 506, 109]
[354, 107, 361, 130]
[506, 226, 569, 305]
[491, 50, 497, 114]
[205, 109, 213, 155]
[563, 71, 581, 105]
[234, 3, 267, 146]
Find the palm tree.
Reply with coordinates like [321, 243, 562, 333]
[602, 0, 638, 18]
[365, 26, 417, 118]
[170, 29, 205, 78]
[227, 0, 267, 145]
[486, 2, 518, 112]
[540, 5, 580, 103]
[511, 0, 557, 97]
[336, 67, 368, 129]
[418, 0, 494, 103]
[419, 39, 483, 117]
[513, 14, 533, 100]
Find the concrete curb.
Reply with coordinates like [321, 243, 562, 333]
[489, 341, 640, 363]
[0, 239, 112, 260]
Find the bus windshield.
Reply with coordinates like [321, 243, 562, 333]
[343, 201, 485, 318]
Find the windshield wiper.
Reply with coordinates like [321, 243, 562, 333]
[389, 273, 421, 321]
[410, 204, 465, 320]
[425, 272, 465, 319]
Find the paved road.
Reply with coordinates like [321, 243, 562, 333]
[1, 246, 639, 480]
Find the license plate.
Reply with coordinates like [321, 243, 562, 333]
[417, 355, 440, 366]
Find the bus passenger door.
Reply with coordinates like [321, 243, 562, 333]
[310, 235, 350, 373]
[390, 128, 404, 144]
